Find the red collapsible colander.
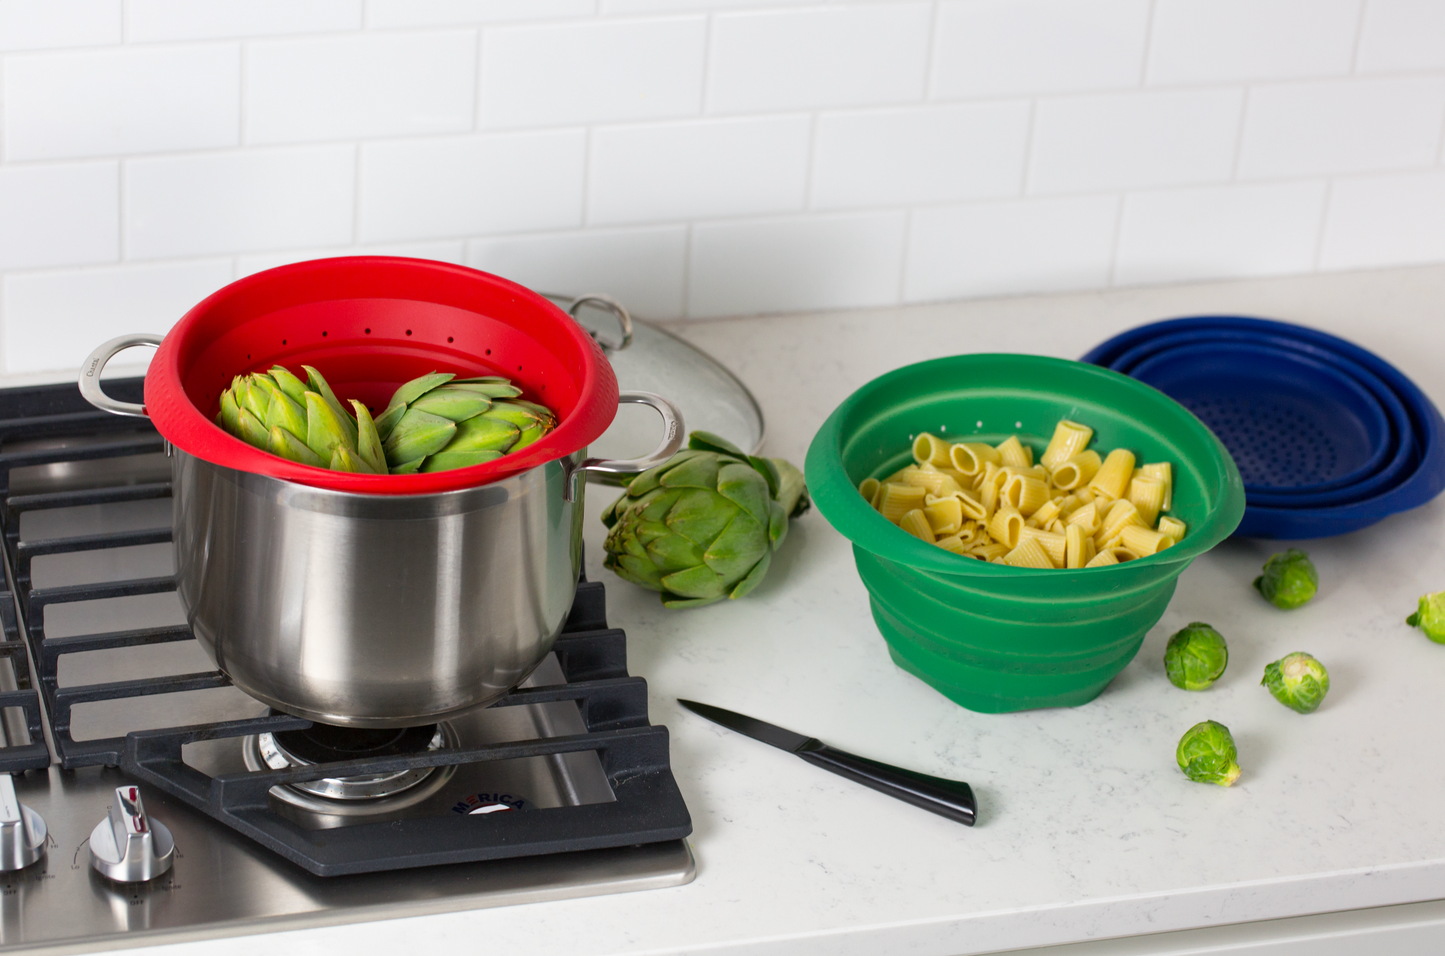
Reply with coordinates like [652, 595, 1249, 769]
[134, 257, 619, 494]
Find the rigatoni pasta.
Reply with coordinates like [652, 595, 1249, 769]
[859, 421, 1185, 569]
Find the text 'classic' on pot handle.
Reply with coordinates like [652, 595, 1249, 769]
[564, 391, 683, 502]
[80, 333, 165, 418]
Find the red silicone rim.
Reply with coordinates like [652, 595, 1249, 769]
[144, 257, 618, 495]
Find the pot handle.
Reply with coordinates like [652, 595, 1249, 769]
[567, 294, 633, 353]
[564, 391, 683, 502]
[79, 334, 165, 418]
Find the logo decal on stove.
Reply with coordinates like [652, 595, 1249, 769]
[453, 792, 527, 815]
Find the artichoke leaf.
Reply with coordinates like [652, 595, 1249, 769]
[768, 499, 788, 550]
[350, 400, 387, 474]
[304, 392, 355, 461]
[729, 548, 773, 600]
[372, 402, 407, 443]
[644, 528, 707, 573]
[301, 365, 358, 444]
[268, 426, 325, 467]
[383, 409, 456, 466]
[659, 563, 728, 600]
[607, 553, 667, 591]
[659, 453, 720, 490]
[449, 382, 524, 399]
[772, 459, 810, 517]
[421, 450, 506, 472]
[687, 431, 746, 457]
[661, 593, 724, 609]
[240, 379, 271, 422]
[409, 386, 492, 422]
[218, 389, 242, 435]
[716, 462, 772, 525]
[483, 401, 544, 429]
[268, 366, 309, 406]
[236, 407, 270, 450]
[390, 457, 426, 475]
[511, 424, 547, 451]
[626, 450, 706, 497]
[263, 388, 309, 443]
[448, 415, 520, 453]
[329, 445, 375, 474]
[702, 512, 769, 581]
[665, 488, 738, 546]
[384, 372, 455, 412]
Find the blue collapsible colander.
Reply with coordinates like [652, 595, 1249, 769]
[1082, 316, 1445, 539]
[1110, 332, 1415, 505]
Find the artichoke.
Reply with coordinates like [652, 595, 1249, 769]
[372, 372, 556, 474]
[1163, 622, 1228, 691]
[1262, 652, 1330, 714]
[1253, 548, 1318, 609]
[1176, 720, 1241, 786]
[1406, 591, 1445, 643]
[215, 365, 553, 475]
[601, 432, 810, 608]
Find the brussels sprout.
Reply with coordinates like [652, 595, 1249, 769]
[1406, 592, 1445, 644]
[1253, 549, 1318, 609]
[1176, 720, 1241, 786]
[1261, 652, 1330, 714]
[1164, 622, 1229, 691]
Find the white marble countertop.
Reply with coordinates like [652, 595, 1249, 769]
[132, 265, 1445, 956]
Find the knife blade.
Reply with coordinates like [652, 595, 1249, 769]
[677, 699, 977, 826]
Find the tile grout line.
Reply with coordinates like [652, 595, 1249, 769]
[1138, 0, 1157, 87]
[1349, 0, 1368, 74]
[921, 0, 941, 101]
[1311, 179, 1336, 271]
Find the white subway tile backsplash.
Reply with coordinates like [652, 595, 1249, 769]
[1238, 78, 1445, 179]
[1320, 171, 1445, 269]
[708, 4, 931, 113]
[3, 45, 240, 161]
[368, 0, 595, 27]
[588, 116, 810, 225]
[480, 18, 705, 129]
[811, 103, 1030, 210]
[236, 242, 467, 278]
[1114, 181, 1327, 286]
[247, 32, 476, 145]
[1028, 89, 1242, 194]
[931, 0, 1150, 99]
[0, 163, 119, 270]
[360, 131, 586, 242]
[0, 0, 120, 51]
[127, 147, 355, 259]
[604, 0, 806, 10]
[904, 195, 1118, 302]
[2, 260, 234, 375]
[467, 226, 687, 319]
[688, 213, 906, 318]
[1357, 0, 1445, 74]
[1147, 0, 1360, 86]
[127, 0, 361, 42]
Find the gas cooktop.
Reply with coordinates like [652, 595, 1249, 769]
[0, 378, 694, 953]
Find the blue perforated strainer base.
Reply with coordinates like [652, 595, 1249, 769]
[1182, 396, 1338, 488]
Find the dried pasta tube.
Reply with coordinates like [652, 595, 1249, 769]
[935, 533, 969, 555]
[1099, 498, 1147, 541]
[1157, 515, 1187, 542]
[899, 464, 963, 498]
[899, 509, 935, 543]
[1101, 546, 1140, 562]
[1041, 420, 1094, 470]
[988, 507, 1024, 549]
[1066, 524, 1089, 569]
[1088, 448, 1136, 500]
[1083, 536, 1096, 565]
[1066, 501, 1101, 535]
[954, 488, 988, 521]
[1046, 518, 1066, 535]
[1019, 527, 1067, 566]
[912, 433, 953, 467]
[980, 478, 1001, 515]
[878, 483, 928, 523]
[1085, 549, 1118, 568]
[1120, 525, 1175, 556]
[971, 541, 1011, 562]
[995, 435, 1034, 468]
[885, 464, 920, 483]
[1072, 486, 1095, 506]
[1138, 461, 1173, 511]
[1003, 473, 1052, 517]
[1003, 536, 1054, 569]
[1052, 450, 1102, 491]
[950, 442, 1001, 476]
[1128, 476, 1166, 528]
[858, 478, 880, 503]
[923, 496, 964, 536]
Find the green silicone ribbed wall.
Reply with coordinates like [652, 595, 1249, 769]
[805, 354, 1245, 713]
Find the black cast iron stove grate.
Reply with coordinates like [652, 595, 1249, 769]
[0, 377, 692, 876]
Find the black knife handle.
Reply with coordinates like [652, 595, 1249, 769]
[795, 740, 976, 826]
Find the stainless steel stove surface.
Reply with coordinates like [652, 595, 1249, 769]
[0, 380, 695, 954]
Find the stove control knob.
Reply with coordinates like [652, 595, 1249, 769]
[0, 774, 45, 871]
[89, 786, 174, 883]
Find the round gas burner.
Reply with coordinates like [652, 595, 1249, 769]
[244, 721, 459, 813]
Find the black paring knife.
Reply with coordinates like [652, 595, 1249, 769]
[677, 699, 976, 826]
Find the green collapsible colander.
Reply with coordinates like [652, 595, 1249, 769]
[805, 354, 1245, 713]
